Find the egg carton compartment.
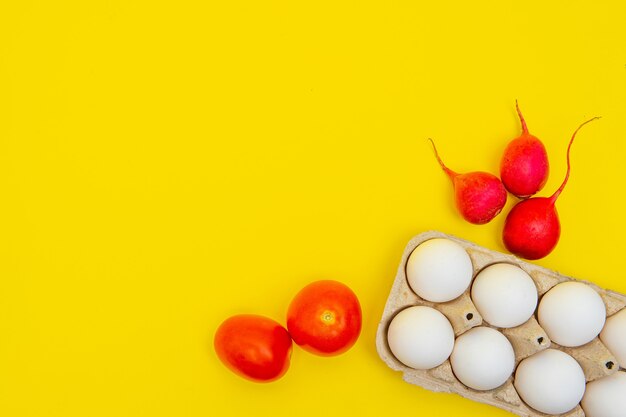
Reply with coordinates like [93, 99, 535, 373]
[376, 230, 626, 417]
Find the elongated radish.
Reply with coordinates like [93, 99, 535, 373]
[502, 117, 600, 260]
[429, 139, 507, 225]
[500, 102, 550, 198]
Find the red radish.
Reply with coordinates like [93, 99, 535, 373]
[502, 117, 600, 260]
[500, 101, 550, 198]
[429, 139, 507, 225]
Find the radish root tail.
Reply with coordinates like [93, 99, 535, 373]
[428, 138, 457, 180]
[515, 100, 529, 134]
[549, 116, 601, 203]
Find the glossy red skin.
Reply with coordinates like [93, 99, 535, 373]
[453, 172, 508, 225]
[287, 280, 362, 356]
[503, 197, 560, 260]
[214, 314, 292, 382]
[500, 135, 549, 198]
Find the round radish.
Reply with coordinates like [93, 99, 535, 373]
[429, 139, 507, 225]
[500, 102, 550, 198]
[502, 117, 600, 260]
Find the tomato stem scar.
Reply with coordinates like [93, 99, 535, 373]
[321, 310, 336, 325]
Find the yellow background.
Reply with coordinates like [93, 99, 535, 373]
[1, 1, 625, 416]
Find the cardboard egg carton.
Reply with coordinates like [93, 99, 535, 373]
[376, 231, 626, 417]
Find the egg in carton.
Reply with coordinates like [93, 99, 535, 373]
[376, 230, 626, 417]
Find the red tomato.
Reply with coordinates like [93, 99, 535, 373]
[214, 314, 292, 382]
[287, 280, 362, 356]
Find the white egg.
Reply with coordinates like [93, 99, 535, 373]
[600, 308, 626, 368]
[471, 263, 538, 328]
[538, 281, 606, 347]
[387, 306, 455, 370]
[514, 349, 586, 415]
[450, 327, 515, 391]
[581, 371, 626, 417]
[406, 238, 473, 302]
